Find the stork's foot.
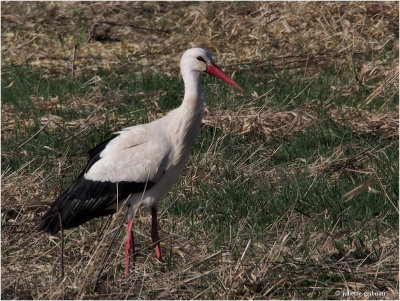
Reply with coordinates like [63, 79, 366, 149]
[151, 206, 165, 272]
[124, 220, 135, 276]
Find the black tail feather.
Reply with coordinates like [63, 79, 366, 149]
[40, 176, 154, 234]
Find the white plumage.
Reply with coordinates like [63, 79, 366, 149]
[41, 48, 243, 275]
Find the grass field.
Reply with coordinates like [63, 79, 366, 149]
[1, 2, 399, 299]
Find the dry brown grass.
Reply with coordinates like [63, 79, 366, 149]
[203, 105, 399, 141]
[1, 1, 398, 300]
[2, 2, 398, 75]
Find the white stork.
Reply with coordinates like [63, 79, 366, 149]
[41, 48, 244, 275]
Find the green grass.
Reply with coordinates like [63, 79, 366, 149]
[2, 62, 398, 299]
[2, 62, 398, 225]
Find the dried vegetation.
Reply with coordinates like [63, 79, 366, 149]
[1, 1, 399, 299]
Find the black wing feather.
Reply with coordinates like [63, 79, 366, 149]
[40, 136, 154, 234]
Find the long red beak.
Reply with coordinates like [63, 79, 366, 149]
[206, 64, 244, 91]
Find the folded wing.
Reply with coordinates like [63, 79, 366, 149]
[41, 127, 171, 234]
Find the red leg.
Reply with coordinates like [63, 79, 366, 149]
[151, 207, 162, 261]
[124, 219, 134, 276]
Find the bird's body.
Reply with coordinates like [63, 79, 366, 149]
[41, 48, 243, 275]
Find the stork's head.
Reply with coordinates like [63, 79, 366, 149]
[180, 48, 244, 91]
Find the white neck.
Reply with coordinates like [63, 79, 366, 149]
[180, 67, 204, 113]
[168, 67, 205, 164]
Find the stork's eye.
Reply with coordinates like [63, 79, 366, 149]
[196, 56, 206, 64]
